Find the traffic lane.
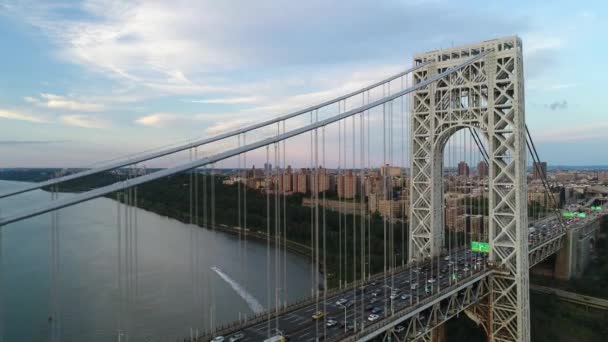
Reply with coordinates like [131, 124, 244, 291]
[234, 252, 487, 341]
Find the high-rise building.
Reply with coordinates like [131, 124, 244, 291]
[264, 162, 272, 173]
[280, 166, 293, 193]
[470, 215, 489, 239]
[533, 161, 547, 180]
[380, 164, 402, 177]
[477, 161, 489, 178]
[311, 167, 331, 194]
[337, 170, 357, 199]
[458, 161, 470, 177]
[445, 207, 465, 230]
[294, 169, 309, 193]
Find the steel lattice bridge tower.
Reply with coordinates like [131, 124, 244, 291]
[0, 36, 567, 342]
[409, 37, 530, 341]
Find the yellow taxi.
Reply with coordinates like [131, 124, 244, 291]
[311, 311, 325, 320]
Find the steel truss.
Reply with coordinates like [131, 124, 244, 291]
[409, 37, 530, 342]
[528, 234, 565, 268]
[347, 271, 491, 342]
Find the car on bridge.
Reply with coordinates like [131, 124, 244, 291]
[312, 311, 325, 320]
[368, 313, 380, 321]
[341, 320, 355, 330]
[210, 337, 224, 342]
[326, 319, 338, 327]
[229, 332, 244, 342]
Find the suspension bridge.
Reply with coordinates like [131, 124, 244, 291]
[0, 36, 590, 342]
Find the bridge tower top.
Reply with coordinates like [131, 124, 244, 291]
[414, 36, 522, 65]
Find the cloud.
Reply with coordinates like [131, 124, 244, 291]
[546, 100, 568, 111]
[533, 122, 608, 143]
[522, 34, 564, 77]
[9, 0, 529, 99]
[204, 118, 255, 135]
[26, 93, 105, 112]
[60, 115, 108, 128]
[0, 140, 69, 145]
[23, 96, 38, 103]
[135, 113, 188, 128]
[0, 109, 48, 123]
[187, 97, 260, 105]
[528, 82, 578, 91]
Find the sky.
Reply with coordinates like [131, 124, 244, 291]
[0, 0, 607, 167]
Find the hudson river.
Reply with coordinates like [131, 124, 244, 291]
[0, 180, 312, 341]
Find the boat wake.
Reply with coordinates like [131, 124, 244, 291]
[211, 266, 265, 314]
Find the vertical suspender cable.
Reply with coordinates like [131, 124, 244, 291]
[401, 76, 406, 268]
[338, 105, 343, 289]
[243, 134, 249, 322]
[359, 93, 366, 326]
[310, 112, 315, 298]
[116, 191, 122, 340]
[265, 145, 271, 338]
[237, 136, 242, 321]
[367, 91, 371, 281]
[274, 130, 280, 330]
[353, 109, 367, 328]
[189, 149, 195, 337]
[282, 121, 287, 310]
[382, 84, 388, 314]
[351, 113, 357, 330]
[322, 125, 327, 339]
[314, 116, 320, 337]
[211, 163, 216, 333]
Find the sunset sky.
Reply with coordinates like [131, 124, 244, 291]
[0, 0, 606, 167]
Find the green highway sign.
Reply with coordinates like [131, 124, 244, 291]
[591, 206, 602, 211]
[562, 212, 575, 218]
[577, 212, 586, 218]
[471, 241, 490, 253]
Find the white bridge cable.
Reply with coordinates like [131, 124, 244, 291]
[0, 64, 430, 200]
[525, 125, 565, 228]
[0, 52, 488, 228]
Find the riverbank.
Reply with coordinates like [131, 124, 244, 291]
[0, 172, 407, 289]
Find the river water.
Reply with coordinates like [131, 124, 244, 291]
[0, 180, 312, 341]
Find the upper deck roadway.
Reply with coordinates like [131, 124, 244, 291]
[204, 219, 573, 342]
[215, 249, 489, 342]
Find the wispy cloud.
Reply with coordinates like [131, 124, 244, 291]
[187, 97, 260, 105]
[528, 82, 578, 91]
[25, 93, 105, 112]
[0, 109, 48, 123]
[9, 0, 529, 99]
[60, 115, 108, 128]
[0, 140, 69, 145]
[534, 122, 608, 143]
[134, 113, 188, 128]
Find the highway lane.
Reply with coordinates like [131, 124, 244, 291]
[216, 249, 488, 342]
[210, 210, 598, 342]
